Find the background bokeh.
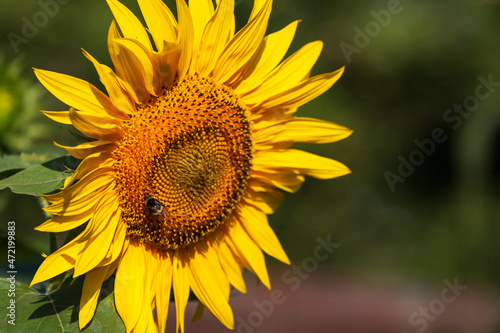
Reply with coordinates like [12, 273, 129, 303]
[1, 0, 499, 332]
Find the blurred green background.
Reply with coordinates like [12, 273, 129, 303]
[0, 0, 499, 330]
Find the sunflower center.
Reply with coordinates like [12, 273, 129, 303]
[113, 74, 252, 250]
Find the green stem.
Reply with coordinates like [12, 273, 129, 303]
[49, 232, 58, 254]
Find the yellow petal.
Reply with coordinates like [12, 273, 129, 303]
[134, 250, 159, 333]
[258, 67, 344, 110]
[252, 169, 305, 193]
[43, 172, 114, 215]
[62, 152, 113, 189]
[100, 219, 127, 266]
[152, 42, 182, 87]
[156, 252, 173, 333]
[79, 264, 113, 329]
[106, 0, 152, 51]
[75, 193, 117, 243]
[241, 40, 323, 104]
[250, 106, 295, 126]
[114, 38, 158, 96]
[192, 302, 205, 322]
[201, 244, 230, 300]
[175, 0, 194, 79]
[34, 68, 118, 118]
[115, 240, 156, 332]
[285, 118, 353, 144]
[107, 20, 122, 68]
[225, 220, 271, 289]
[83, 50, 134, 117]
[215, 0, 235, 37]
[69, 108, 122, 141]
[35, 211, 91, 232]
[103, 260, 119, 280]
[74, 192, 120, 276]
[246, 179, 270, 192]
[107, 21, 148, 103]
[42, 110, 71, 124]
[138, 0, 178, 50]
[43, 186, 105, 216]
[43, 166, 112, 203]
[217, 239, 246, 293]
[253, 149, 351, 179]
[54, 140, 115, 160]
[237, 204, 290, 264]
[255, 117, 353, 145]
[243, 188, 284, 214]
[213, 0, 272, 86]
[195, 0, 234, 77]
[189, 0, 214, 56]
[237, 20, 300, 94]
[186, 247, 233, 329]
[173, 250, 190, 333]
[30, 234, 85, 286]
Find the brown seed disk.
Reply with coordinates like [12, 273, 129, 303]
[113, 74, 252, 249]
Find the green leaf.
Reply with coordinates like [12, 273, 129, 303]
[0, 276, 124, 332]
[0, 153, 59, 180]
[0, 155, 81, 196]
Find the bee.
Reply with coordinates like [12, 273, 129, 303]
[145, 195, 169, 216]
[144, 195, 169, 230]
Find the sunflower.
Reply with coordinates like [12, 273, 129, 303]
[30, 0, 351, 331]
